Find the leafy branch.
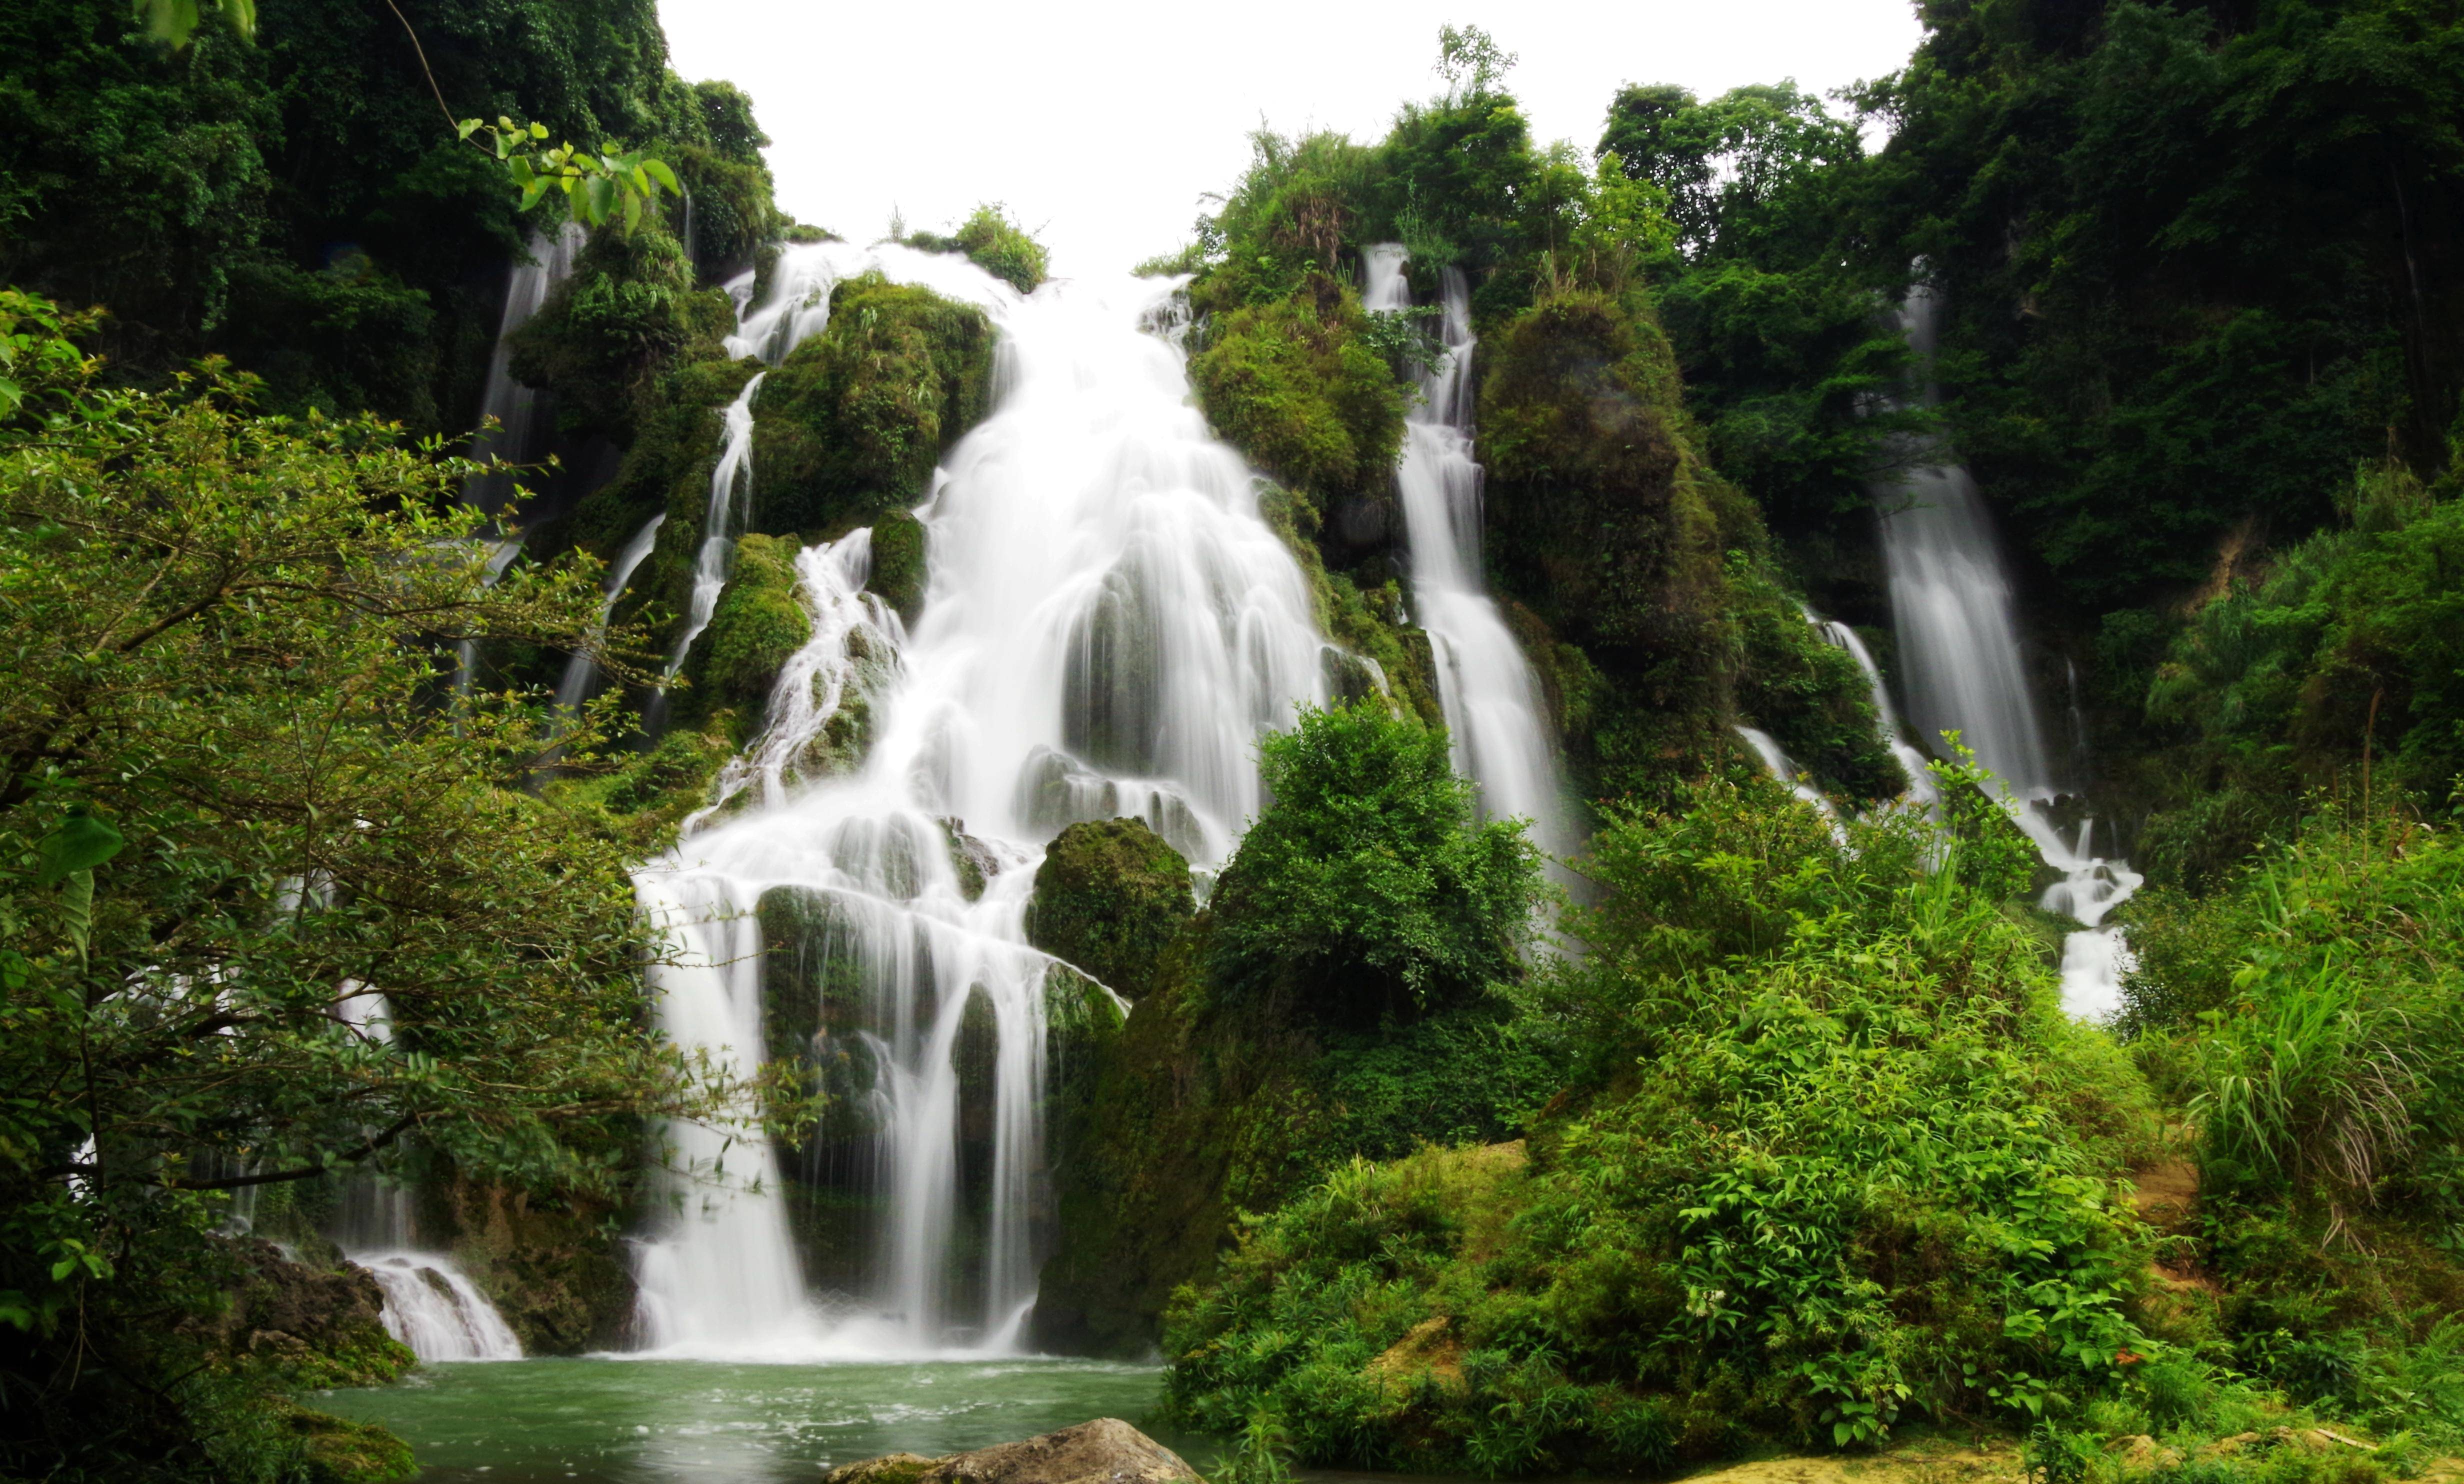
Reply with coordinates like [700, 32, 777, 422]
[130, 0, 678, 234]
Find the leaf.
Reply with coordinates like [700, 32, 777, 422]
[529, 120, 548, 140]
[642, 158, 680, 194]
[584, 174, 618, 227]
[36, 812, 123, 887]
[457, 118, 483, 140]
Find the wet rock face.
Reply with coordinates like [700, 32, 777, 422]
[824, 1419, 1204, 1484]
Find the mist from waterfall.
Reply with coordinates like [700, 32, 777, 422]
[1874, 284, 2140, 1018]
[1360, 245, 1569, 860]
[628, 243, 1340, 1358]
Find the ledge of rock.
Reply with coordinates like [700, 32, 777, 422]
[824, 1420, 1202, 1484]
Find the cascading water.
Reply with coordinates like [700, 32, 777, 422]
[1812, 616, 1942, 816]
[464, 223, 588, 516]
[1360, 245, 1568, 856]
[328, 990, 523, 1363]
[554, 514, 666, 718]
[1734, 724, 1847, 840]
[1874, 284, 2139, 1016]
[629, 243, 1342, 1358]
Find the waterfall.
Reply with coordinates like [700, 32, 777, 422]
[1874, 284, 2138, 1016]
[1734, 724, 1847, 840]
[554, 514, 666, 718]
[1812, 617, 1942, 815]
[464, 222, 588, 516]
[628, 243, 1338, 1358]
[1360, 245, 1570, 857]
[328, 990, 523, 1363]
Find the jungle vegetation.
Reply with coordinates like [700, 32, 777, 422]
[4, 2, 2463, 1482]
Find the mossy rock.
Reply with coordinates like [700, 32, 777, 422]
[275, 1399, 416, 1484]
[1728, 564, 1904, 804]
[508, 226, 734, 443]
[1255, 482, 1444, 728]
[1189, 272, 1406, 503]
[188, 1240, 414, 1390]
[1026, 820, 1196, 1001]
[752, 274, 994, 537]
[443, 1180, 637, 1354]
[678, 532, 808, 730]
[870, 508, 928, 622]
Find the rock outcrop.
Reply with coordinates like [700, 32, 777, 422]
[824, 1419, 1202, 1484]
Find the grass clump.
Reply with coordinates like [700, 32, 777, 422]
[906, 203, 1050, 293]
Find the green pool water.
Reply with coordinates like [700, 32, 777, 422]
[314, 1357, 1190, 1484]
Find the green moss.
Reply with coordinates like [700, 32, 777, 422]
[1728, 560, 1903, 802]
[1255, 482, 1444, 727]
[869, 508, 928, 622]
[906, 204, 1050, 294]
[276, 1400, 417, 1484]
[508, 226, 734, 442]
[1190, 274, 1407, 502]
[443, 1180, 637, 1354]
[753, 274, 995, 538]
[1027, 819, 1196, 1000]
[679, 532, 808, 730]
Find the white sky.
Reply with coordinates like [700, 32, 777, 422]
[657, 0, 1926, 278]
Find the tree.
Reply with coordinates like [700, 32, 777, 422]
[0, 291, 734, 1471]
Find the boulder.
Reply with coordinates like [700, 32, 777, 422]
[826, 1419, 1202, 1484]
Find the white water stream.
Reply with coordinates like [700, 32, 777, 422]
[329, 990, 524, 1363]
[465, 223, 588, 516]
[1361, 246, 1570, 858]
[629, 244, 1341, 1358]
[554, 514, 666, 718]
[1874, 285, 2140, 1016]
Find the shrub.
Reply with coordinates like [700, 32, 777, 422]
[1188, 277, 1406, 502]
[1208, 702, 1540, 1025]
[906, 203, 1049, 293]
[1166, 782, 2158, 1470]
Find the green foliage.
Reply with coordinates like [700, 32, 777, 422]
[458, 116, 679, 236]
[4, 0, 774, 432]
[1209, 703, 1540, 1026]
[680, 532, 808, 730]
[0, 302, 734, 1474]
[1597, 80, 1918, 533]
[1164, 782, 2159, 1471]
[1188, 280, 1406, 502]
[752, 272, 994, 536]
[508, 225, 728, 440]
[867, 508, 928, 622]
[2148, 482, 2464, 806]
[906, 204, 1050, 294]
[1027, 819, 1196, 1001]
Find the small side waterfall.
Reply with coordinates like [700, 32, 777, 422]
[1734, 724, 1846, 840]
[630, 244, 1338, 1357]
[1812, 618, 1942, 815]
[464, 223, 588, 516]
[554, 514, 666, 718]
[329, 991, 522, 1363]
[1360, 245, 1569, 856]
[1874, 284, 2138, 1016]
